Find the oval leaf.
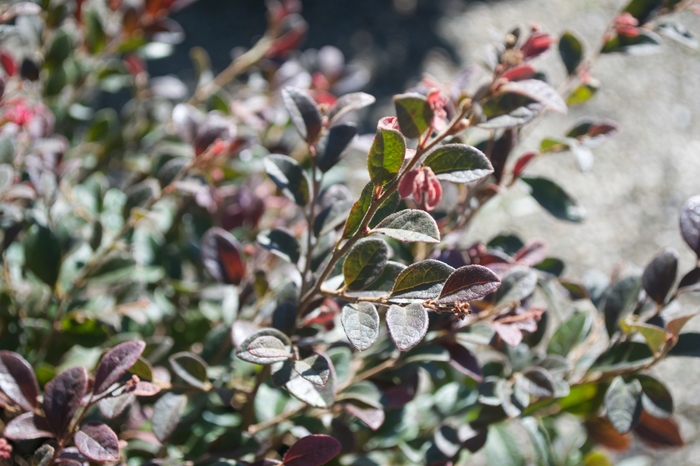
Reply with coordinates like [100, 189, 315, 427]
[4, 412, 53, 440]
[23, 224, 62, 288]
[283, 434, 342, 466]
[0, 350, 40, 411]
[342, 238, 389, 290]
[317, 123, 357, 172]
[169, 352, 209, 389]
[559, 30, 584, 75]
[642, 248, 678, 304]
[394, 93, 433, 139]
[293, 353, 331, 387]
[547, 311, 591, 356]
[635, 374, 673, 419]
[604, 376, 643, 434]
[264, 154, 311, 206]
[681, 195, 700, 256]
[282, 87, 322, 143]
[500, 79, 567, 114]
[495, 267, 538, 305]
[521, 176, 585, 222]
[152, 393, 187, 443]
[328, 92, 376, 124]
[367, 128, 405, 186]
[386, 303, 429, 351]
[236, 329, 292, 365]
[93, 340, 146, 394]
[422, 144, 494, 183]
[74, 421, 119, 462]
[341, 302, 380, 351]
[373, 209, 440, 243]
[43, 366, 88, 437]
[437, 265, 501, 304]
[285, 365, 336, 408]
[201, 227, 246, 285]
[98, 393, 134, 419]
[390, 259, 454, 302]
[517, 367, 555, 398]
[257, 229, 300, 264]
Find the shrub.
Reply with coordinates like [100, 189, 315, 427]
[0, 0, 699, 465]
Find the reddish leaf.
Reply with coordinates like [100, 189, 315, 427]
[443, 342, 482, 382]
[0, 350, 40, 411]
[437, 265, 501, 304]
[131, 381, 160, 396]
[514, 239, 549, 266]
[282, 434, 341, 466]
[634, 411, 684, 448]
[93, 340, 146, 394]
[585, 416, 631, 452]
[201, 227, 246, 285]
[3, 412, 53, 440]
[74, 421, 120, 462]
[493, 322, 523, 347]
[43, 367, 88, 437]
[512, 151, 537, 179]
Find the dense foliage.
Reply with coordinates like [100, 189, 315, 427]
[0, 0, 699, 465]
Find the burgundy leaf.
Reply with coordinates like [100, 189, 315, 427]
[131, 381, 161, 396]
[642, 248, 678, 305]
[493, 322, 523, 347]
[43, 366, 88, 437]
[201, 227, 246, 285]
[514, 239, 549, 266]
[0, 350, 40, 411]
[634, 411, 684, 448]
[282, 434, 341, 466]
[443, 342, 483, 382]
[74, 421, 120, 462]
[54, 461, 82, 466]
[3, 412, 53, 440]
[437, 265, 501, 304]
[93, 340, 146, 394]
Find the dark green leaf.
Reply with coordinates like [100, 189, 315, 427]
[85, 109, 118, 142]
[236, 329, 292, 365]
[604, 376, 642, 434]
[521, 176, 585, 222]
[547, 312, 591, 356]
[516, 367, 555, 398]
[386, 303, 429, 351]
[328, 92, 376, 125]
[495, 268, 537, 305]
[390, 259, 454, 303]
[124, 179, 159, 215]
[282, 87, 322, 143]
[438, 265, 501, 304]
[264, 154, 311, 206]
[489, 234, 525, 256]
[341, 302, 380, 351]
[45, 30, 72, 67]
[293, 353, 331, 387]
[603, 275, 642, 337]
[342, 238, 389, 290]
[500, 79, 567, 114]
[315, 200, 354, 237]
[367, 128, 405, 186]
[152, 393, 187, 443]
[635, 374, 673, 418]
[559, 31, 584, 75]
[394, 93, 434, 139]
[601, 30, 663, 55]
[272, 301, 297, 336]
[668, 332, 700, 357]
[342, 182, 373, 239]
[642, 248, 678, 304]
[356, 260, 406, 296]
[422, 143, 493, 183]
[85, 9, 106, 54]
[169, 352, 209, 389]
[592, 341, 653, 372]
[624, 0, 663, 24]
[479, 93, 542, 129]
[257, 229, 300, 264]
[533, 258, 565, 276]
[23, 224, 62, 288]
[317, 123, 357, 172]
[372, 209, 439, 243]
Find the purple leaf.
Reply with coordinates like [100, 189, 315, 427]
[43, 366, 88, 437]
[282, 87, 322, 144]
[437, 265, 501, 304]
[3, 412, 53, 440]
[74, 421, 120, 462]
[282, 434, 342, 466]
[93, 340, 146, 394]
[642, 248, 678, 305]
[0, 350, 40, 411]
[131, 381, 161, 396]
[443, 342, 483, 382]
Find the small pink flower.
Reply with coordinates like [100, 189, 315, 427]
[4, 100, 34, 126]
[398, 166, 442, 212]
[377, 116, 400, 131]
[426, 88, 448, 131]
[520, 32, 555, 59]
[0, 437, 11, 460]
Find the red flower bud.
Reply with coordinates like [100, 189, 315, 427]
[520, 32, 555, 59]
[501, 63, 536, 82]
[398, 166, 442, 211]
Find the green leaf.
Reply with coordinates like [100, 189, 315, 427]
[85, 9, 106, 54]
[393, 93, 434, 139]
[342, 238, 389, 290]
[285, 364, 336, 408]
[603, 275, 642, 337]
[372, 209, 440, 243]
[45, 30, 72, 68]
[480, 93, 542, 129]
[591, 341, 653, 372]
[124, 179, 159, 216]
[547, 312, 591, 356]
[293, 353, 331, 387]
[516, 367, 556, 398]
[358, 261, 406, 296]
[264, 154, 311, 206]
[339, 380, 383, 408]
[341, 302, 380, 351]
[622, 320, 670, 354]
[317, 123, 357, 172]
[566, 82, 600, 106]
[521, 176, 585, 222]
[282, 87, 322, 143]
[559, 31, 584, 76]
[403, 344, 450, 364]
[390, 259, 454, 303]
[315, 200, 354, 237]
[169, 352, 209, 390]
[604, 376, 642, 434]
[668, 332, 700, 357]
[367, 128, 405, 186]
[485, 424, 526, 466]
[438, 265, 502, 304]
[624, 0, 663, 24]
[540, 137, 569, 153]
[23, 224, 62, 288]
[634, 374, 673, 418]
[642, 247, 678, 305]
[235, 329, 293, 365]
[422, 143, 494, 183]
[386, 303, 429, 351]
[521, 417, 555, 466]
[601, 30, 663, 55]
[495, 267, 537, 305]
[85, 109, 118, 143]
[152, 393, 187, 443]
[257, 229, 300, 264]
[342, 182, 373, 239]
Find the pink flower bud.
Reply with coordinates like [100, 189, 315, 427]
[520, 32, 555, 59]
[398, 166, 442, 212]
[501, 63, 536, 82]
